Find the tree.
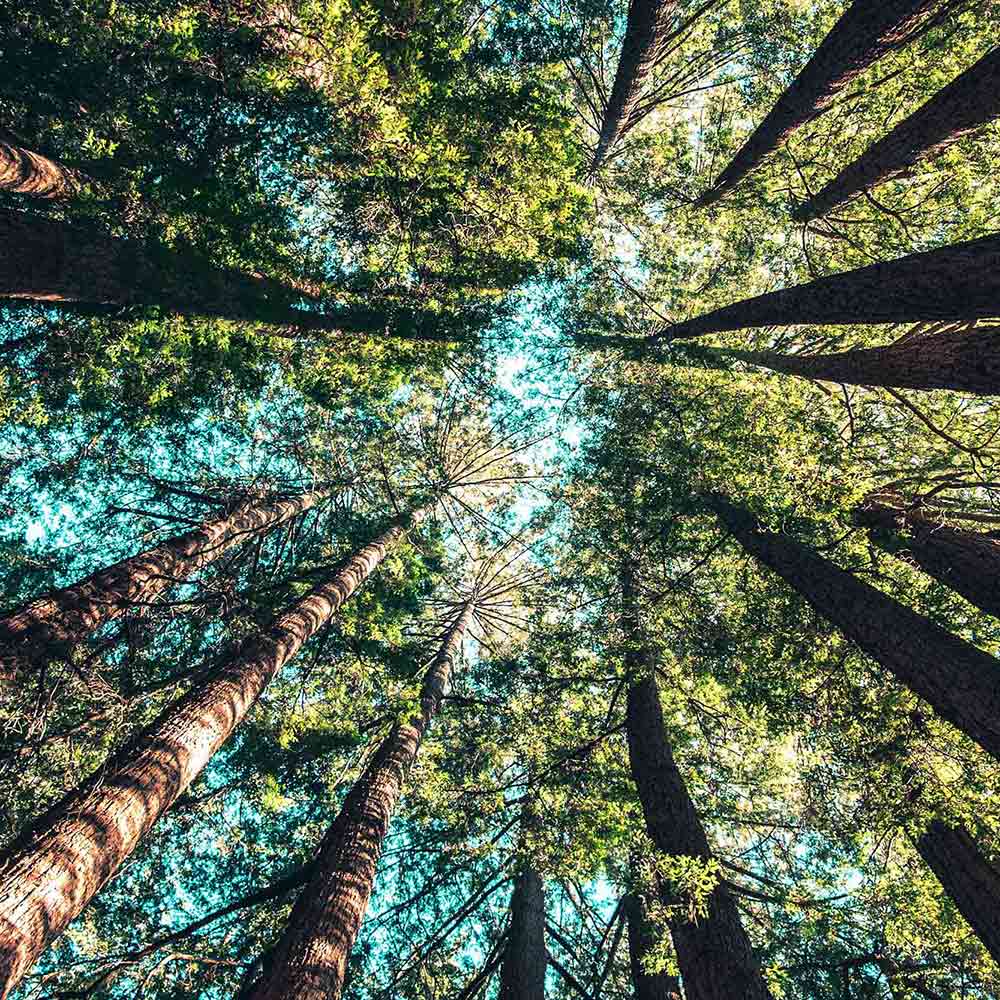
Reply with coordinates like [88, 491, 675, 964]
[498, 864, 547, 1000]
[624, 892, 682, 1000]
[0, 133, 83, 199]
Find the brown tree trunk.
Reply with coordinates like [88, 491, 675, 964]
[697, 0, 966, 205]
[915, 820, 1000, 963]
[853, 495, 1000, 618]
[624, 892, 682, 1000]
[726, 326, 1000, 394]
[0, 137, 83, 200]
[795, 46, 1000, 220]
[659, 233, 1000, 339]
[0, 514, 417, 1000]
[0, 489, 327, 679]
[246, 601, 474, 1000]
[622, 567, 773, 1000]
[498, 866, 547, 1000]
[708, 494, 1000, 761]
[591, 0, 678, 169]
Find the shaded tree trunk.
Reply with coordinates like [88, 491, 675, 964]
[725, 326, 1000, 394]
[624, 892, 683, 1000]
[853, 494, 1000, 618]
[498, 866, 547, 1000]
[915, 820, 1000, 963]
[622, 567, 773, 1000]
[697, 0, 966, 205]
[795, 46, 1000, 220]
[708, 494, 1000, 761]
[591, 0, 678, 169]
[659, 234, 1000, 340]
[0, 514, 418, 1000]
[0, 136, 83, 199]
[247, 601, 474, 1000]
[0, 489, 328, 679]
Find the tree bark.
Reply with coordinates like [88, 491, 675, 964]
[0, 489, 327, 679]
[246, 601, 474, 1000]
[915, 820, 1000, 963]
[726, 326, 1000, 394]
[498, 866, 547, 1000]
[708, 494, 1000, 761]
[591, 0, 678, 170]
[853, 495, 1000, 618]
[0, 514, 418, 1000]
[795, 46, 1000, 220]
[697, 0, 966, 205]
[0, 137, 83, 200]
[658, 233, 1000, 339]
[624, 892, 683, 1000]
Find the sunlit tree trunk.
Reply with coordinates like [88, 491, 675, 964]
[624, 892, 683, 1000]
[0, 136, 82, 199]
[853, 494, 1000, 618]
[795, 46, 1000, 220]
[697, 0, 965, 205]
[0, 514, 418, 1000]
[247, 601, 474, 1000]
[659, 234, 1000, 339]
[591, 0, 678, 169]
[498, 866, 547, 1000]
[708, 494, 1000, 761]
[0, 490, 328, 679]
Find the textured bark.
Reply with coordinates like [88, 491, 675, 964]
[795, 46, 1000, 220]
[709, 494, 1000, 761]
[659, 234, 1000, 339]
[0, 138, 82, 199]
[915, 820, 1000, 963]
[853, 495, 1000, 618]
[0, 515, 416, 1000]
[624, 892, 683, 1000]
[0, 490, 327, 679]
[728, 326, 1000, 394]
[591, 0, 678, 169]
[498, 866, 547, 1000]
[697, 0, 966, 205]
[248, 601, 474, 1000]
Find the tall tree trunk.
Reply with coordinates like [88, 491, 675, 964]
[708, 494, 1000, 761]
[498, 866, 547, 1000]
[624, 892, 683, 1000]
[0, 136, 83, 200]
[658, 233, 1000, 340]
[696, 0, 966, 205]
[914, 820, 1000, 963]
[591, 0, 678, 170]
[853, 494, 1000, 618]
[622, 567, 773, 1000]
[794, 46, 1000, 220]
[724, 326, 1000, 394]
[247, 601, 474, 1000]
[0, 489, 327, 679]
[0, 513, 418, 1000]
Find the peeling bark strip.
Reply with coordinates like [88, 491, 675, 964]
[0, 139, 82, 199]
[795, 46, 1000, 220]
[659, 234, 1000, 339]
[697, 0, 966, 206]
[248, 601, 474, 1000]
[0, 490, 327, 679]
[591, 0, 678, 169]
[915, 820, 1000, 963]
[0, 515, 417, 1000]
[625, 892, 682, 1000]
[498, 867, 547, 1000]
[709, 494, 1000, 761]
[853, 495, 1000, 619]
[727, 326, 1000, 394]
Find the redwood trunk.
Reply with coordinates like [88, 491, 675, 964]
[591, 0, 678, 169]
[0, 138, 82, 199]
[853, 496, 1000, 618]
[915, 820, 1000, 962]
[498, 866, 547, 1000]
[659, 234, 1000, 339]
[247, 602, 474, 1000]
[795, 46, 1000, 220]
[624, 892, 682, 1000]
[729, 327, 1000, 394]
[0, 515, 415, 1000]
[709, 494, 1000, 761]
[0, 489, 327, 679]
[697, 0, 965, 205]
